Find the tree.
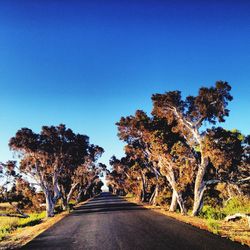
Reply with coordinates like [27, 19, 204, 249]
[0, 161, 43, 217]
[59, 144, 104, 209]
[116, 111, 196, 213]
[9, 124, 103, 217]
[116, 111, 161, 202]
[152, 81, 233, 215]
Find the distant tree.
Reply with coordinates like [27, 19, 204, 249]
[0, 161, 43, 217]
[59, 145, 104, 209]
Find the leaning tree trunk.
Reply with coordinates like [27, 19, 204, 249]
[158, 158, 187, 214]
[66, 183, 79, 208]
[76, 187, 84, 203]
[140, 171, 147, 202]
[169, 192, 177, 212]
[174, 190, 186, 214]
[165, 174, 187, 214]
[149, 183, 159, 206]
[149, 169, 160, 206]
[192, 156, 209, 216]
[9, 202, 29, 218]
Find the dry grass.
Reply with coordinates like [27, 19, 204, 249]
[125, 197, 250, 247]
[0, 211, 68, 250]
[0, 198, 94, 250]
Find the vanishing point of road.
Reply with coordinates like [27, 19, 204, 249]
[22, 192, 248, 250]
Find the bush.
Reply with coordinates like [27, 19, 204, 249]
[223, 196, 250, 215]
[200, 205, 225, 220]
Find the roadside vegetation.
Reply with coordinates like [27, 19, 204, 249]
[107, 81, 250, 246]
[0, 210, 45, 241]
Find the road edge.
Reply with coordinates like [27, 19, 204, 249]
[124, 197, 250, 247]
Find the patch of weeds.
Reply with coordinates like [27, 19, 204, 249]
[0, 217, 19, 240]
[0, 212, 46, 240]
[17, 212, 46, 227]
[223, 196, 250, 215]
[206, 218, 220, 234]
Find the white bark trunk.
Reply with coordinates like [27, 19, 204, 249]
[192, 156, 208, 216]
[66, 183, 79, 205]
[169, 192, 177, 212]
[165, 175, 186, 214]
[149, 184, 159, 205]
[158, 158, 187, 214]
[45, 191, 55, 217]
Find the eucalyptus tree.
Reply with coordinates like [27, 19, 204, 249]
[116, 110, 196, 213]
[204, 128, 250, 197]
[116, 111, 160, 202]
[152, 81, 234, 215]
[9, 124, 103, 217]
[59, 144, 104, 209]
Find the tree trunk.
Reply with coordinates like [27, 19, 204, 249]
[52, 172, 61, 203]
[165, 173, 186, 214]
[76, 187, 84, 203]
[140, 171, 147, 202]
[67, 183, 79, 205]
[174, 190, 186, 214]
[169, 192, 177, 212]
[45, 191, 55, 217]
[61, 198, 67, 211]
[9, 202, 29, 218]
[192, 156, 209, 216]
[149, 184, 159, 206]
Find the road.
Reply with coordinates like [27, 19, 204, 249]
[22, 192, 248, 250]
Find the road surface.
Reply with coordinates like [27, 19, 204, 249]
[22, 192, 248, 250]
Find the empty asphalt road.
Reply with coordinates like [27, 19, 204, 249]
[22, 192, 248, 250]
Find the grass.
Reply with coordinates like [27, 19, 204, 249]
[0, 198, 92, 249]
[206, 218, 220, 234]
[0, 211, 69, 250]
[0, 212, 46, 241]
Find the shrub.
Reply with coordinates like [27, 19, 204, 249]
[223, 196, 250, 215]
[200, 205, 225, 220]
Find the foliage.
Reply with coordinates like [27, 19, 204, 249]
[200, 196, 250, 223]
[108, 81, 250, 217]
[223, 196, 250, 215]
[0, 124, 105, 218]
[200, 205, 225, 220]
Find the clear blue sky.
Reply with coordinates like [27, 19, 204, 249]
[0, 0, 250, 168]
